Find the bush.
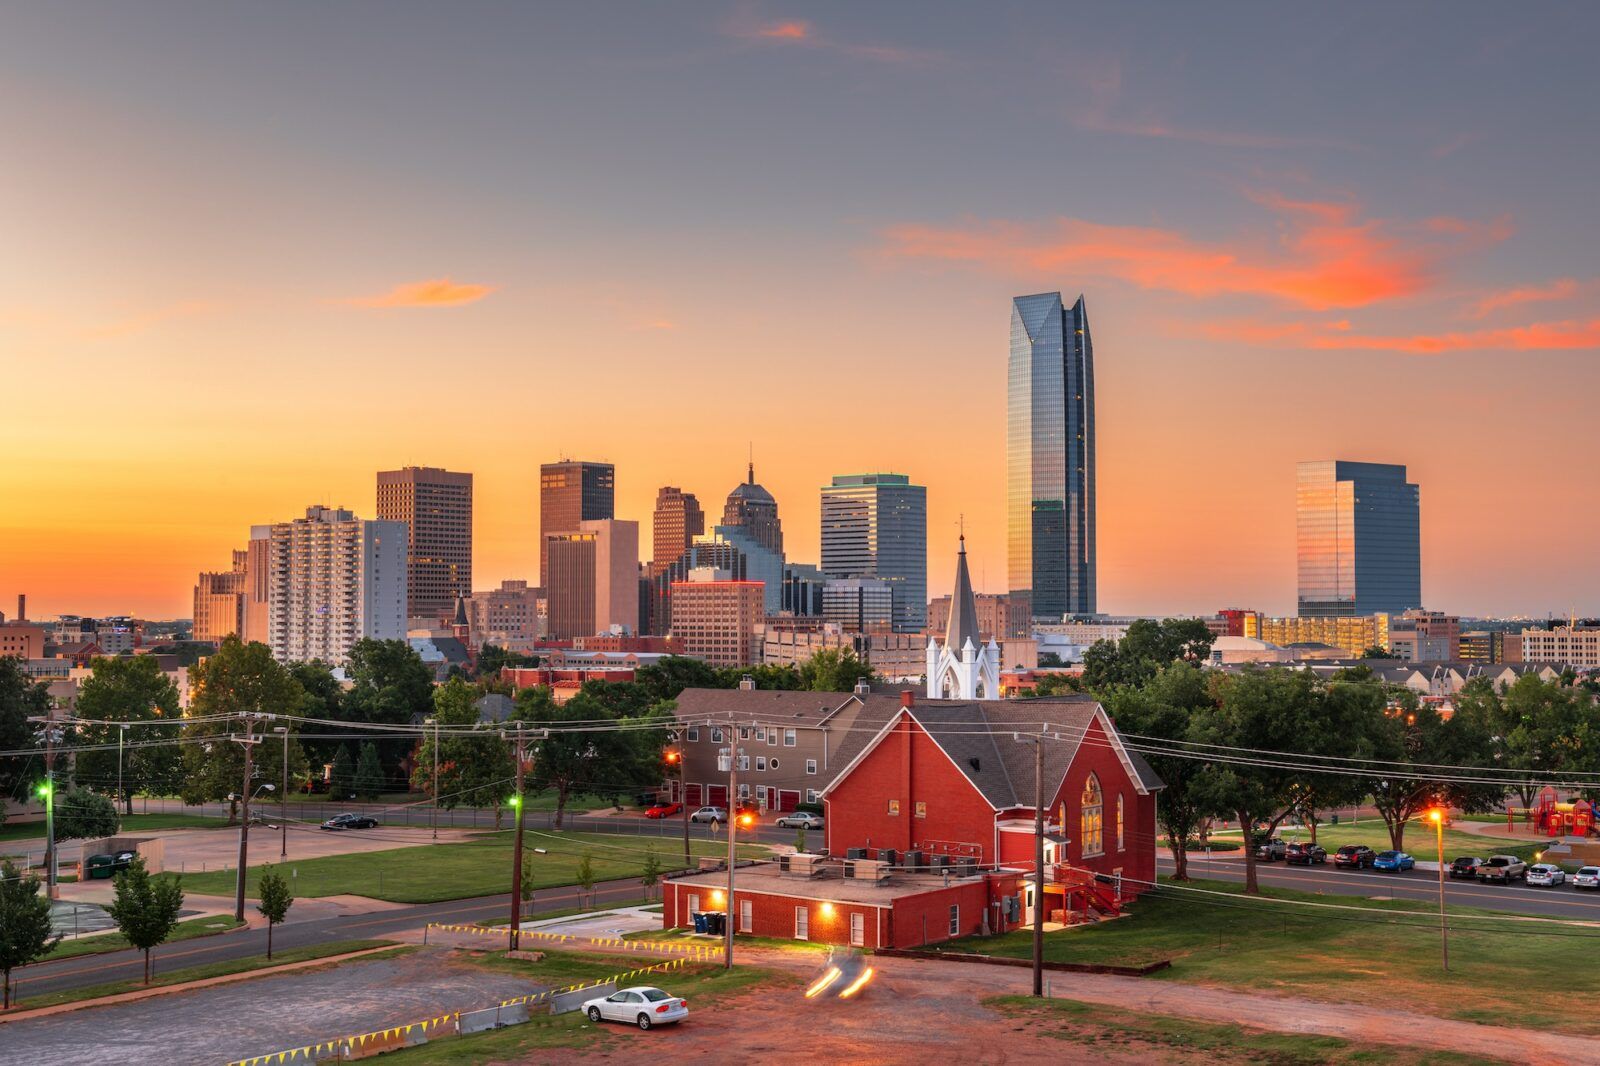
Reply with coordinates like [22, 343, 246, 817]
[794, 801, 823, 815]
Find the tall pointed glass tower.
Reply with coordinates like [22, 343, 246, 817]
[1008, 292, 1095, 620]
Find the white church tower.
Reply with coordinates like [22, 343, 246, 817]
[927, 535, 1000, 700]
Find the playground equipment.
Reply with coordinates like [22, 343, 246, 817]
[1521, 788, 1596, 838]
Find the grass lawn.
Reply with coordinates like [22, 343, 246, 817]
[932, 876, 1600, 1036]
[43, 915, 243, 962]
[7, 940, 402, 1013]
[987, 995, 1460, 1065]
[174, 831, 771, 904]
[384, 951, 796, 1063]
[1217, 820, 1546, 863]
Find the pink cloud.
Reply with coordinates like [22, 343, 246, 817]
[1201, 316, 1600, 354]
[345, 278, 495, 309]
[1471, 277, 1583, 318]
[756, 20, 809, 40]
[877, 195, 1508, 311]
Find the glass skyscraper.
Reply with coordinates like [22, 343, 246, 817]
[1008, 292, 1095, 620]
[1296, 460, 1421, 616]
[820, 473, 927, 632]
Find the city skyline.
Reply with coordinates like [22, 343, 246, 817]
[4, 6, 1599, 619]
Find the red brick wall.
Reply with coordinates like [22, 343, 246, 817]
[825, 716, 998, 862]
[887, 879, 995, 947]
[1047, 715, 1157, 898]
[661, 881, 887, 948]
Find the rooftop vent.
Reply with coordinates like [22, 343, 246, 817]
[969, 757, 981, 772]
[738, 675, 755, 691]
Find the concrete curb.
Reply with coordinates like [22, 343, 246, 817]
[0, 944, 401, 1023]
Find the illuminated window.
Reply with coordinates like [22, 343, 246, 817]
[914, 801, 927, 818]
[1116, 794, 1125, 852]
[1081, 774, 1104, 857]
[795, 906, 809, 940]
[888, 799, 900, 816]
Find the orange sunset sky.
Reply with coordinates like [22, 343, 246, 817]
[2, 6, 1597, 621]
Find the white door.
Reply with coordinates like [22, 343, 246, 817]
[850, 912, 865, 947]
[740, 898, 753, 933]
[1023, 884, 1035, 924]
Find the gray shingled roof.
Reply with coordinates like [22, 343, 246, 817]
[672, 687, 860, 726]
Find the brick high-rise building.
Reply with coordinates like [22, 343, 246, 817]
[540, 460, 614, 583]
[193, 549, 250, 644]
[668, 568, 763, 667]
[465, 579, 544, 653]
[263, 506, 407, 664]
[721, 461, 783, 557]
[652, 486, 704, 570]
[376, 466, 473, 620]
[544, 519, 638, 640]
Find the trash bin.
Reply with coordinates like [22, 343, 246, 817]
[1331, 813, 1340, 825]
[86, 854, 117, 880]
[692, 911, 707, 934]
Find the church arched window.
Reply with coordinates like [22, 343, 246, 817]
[1080, 774, 1104, 857]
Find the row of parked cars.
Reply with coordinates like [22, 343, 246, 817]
[643, 801, 824, 830]
[1254, 837, 1598, 888]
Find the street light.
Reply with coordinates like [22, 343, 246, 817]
[1428, 808, 1448, 971]
[35, 780, 54, 897]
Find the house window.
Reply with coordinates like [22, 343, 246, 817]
[806, 759, 817, 775]
[755, 756, 767, 771]
[948, 904, 960, 937]
[770, 758, 779, 770]
[740, 898, 752, 933]
[739, 755, 749, 771]
[887, 799, 900, 816]
[914, 801, 927, 818]
[740, 727, 750, 740]
[1117, 794, 1125, 852]
[795, 906, 809, 940]
[687, 893, 700, 917]
[769, 731, 778, 747]
[1081, 774, 1104, 857]
[806, 789, 819, 803]
[754, 727, 765, 741]
[756, 785, 767, 804]
[711, 728, 724, 743]
[784, 729, 796, 747]
[687, 727, 699, 743]
[850, 912, 865, 947]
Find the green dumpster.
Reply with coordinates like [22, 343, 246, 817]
[86, 854, 117, 879]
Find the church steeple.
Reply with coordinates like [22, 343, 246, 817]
[927, 535, 999, 701]
[945, 533, 980, 656]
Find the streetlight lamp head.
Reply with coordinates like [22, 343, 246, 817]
[263, 784, 276, 791]
[1428, 809, 1443, 824]
[35, 782, 51, 799]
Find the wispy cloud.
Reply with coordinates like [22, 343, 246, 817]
[722, 11, 934, 63]
[1201, 316, 1600, 355]
[1471, 277, 1584, 318]
[344, 278, 495, 309]
[875, 194, 1509, 311]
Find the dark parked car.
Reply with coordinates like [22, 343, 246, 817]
[1285, 842, 1327, 865]
[1332, 845, 1376, 869]
[1254, 838, 1287, 862]
[1449, 857, 1485, 880]
[320, 813, 379, 831]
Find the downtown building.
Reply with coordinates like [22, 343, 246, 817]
[376, 466, 473, 621]
[1009, 292, 1095, 621]
[539, 460, 615, 584]
[667, 568, 764, 667]
[544, 519, 639, 640]
[820, 473, 927, 633]
[192, 549, 250, 644]
[261, 506, 407, 664]
[1296, 460, 1421, 616]
[464, 579, 544, 653]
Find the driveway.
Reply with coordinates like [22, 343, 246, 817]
[0, 951, 539, 1066]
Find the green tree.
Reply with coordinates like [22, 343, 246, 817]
[1362, 683, 1501, 851]
[576, 851, 596, 909]
[256, 869, 293, 959]
[328, 746, 355, 799]
[0, 658, 49, 803]
[410, 678, 515, 827]
[1081, 618, 1216, 693]
[476, 644, 537, 679]
[640, 849, 661, 901]
[0, 861, 61, 1007]
[1101, 663, 1215, 880]
[1037, 651, 1064, 668]
[1027, 673, 1083, 698]
[516, 690, 661, 828]
[798, 648, 875, 692]
[287, 660, 343, 770]
[353, 742, 385, 800]
[632, 656, 727, 705]
[71, 655, 183, 813]
[1358, 645, 1392, 659]
[1455, 673, 1595, 809]
[179, 637, 306, 820]
[107, 856, 184, 984]
[54, 788, 120, 842]
[342, 639, 434, 779]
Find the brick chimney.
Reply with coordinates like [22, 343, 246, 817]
[900, 689, 915, 708]
[15, 594, 24, 622]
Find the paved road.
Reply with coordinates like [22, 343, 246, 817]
[1161, 853, 1600, 921]
[0, 951, 539, 1066]
[9, 875, 656, 1002]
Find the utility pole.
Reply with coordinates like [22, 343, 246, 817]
[508, 722, 527, 953]
[117, 722, 127, 816]
[1014, 725, 1055, 998]
[425, 716, 439, 841]
[28, 715, 61, 899]
[273, 726, 289, 860]
[719, 733, 744, 970]
[232, 714, 260, 923]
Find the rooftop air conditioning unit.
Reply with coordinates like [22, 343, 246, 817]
[904, 850, 926, 871]
[932, 854, 952, 869]
[878, 848, 898, 867]
[846, 847, 868, 860]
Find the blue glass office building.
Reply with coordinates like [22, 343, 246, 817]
[821, 473, 927, 632]
[1296, 460, 1421, 616]
[1008, 293, 1095, 619]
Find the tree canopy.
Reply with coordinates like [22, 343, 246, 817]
[72, 655, 184, 811]
[178, 637, 307, 818]
[1081, 618, 1215, 692]
[0, 861, 60, 1007]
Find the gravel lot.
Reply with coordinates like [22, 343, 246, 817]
[0, 951, 536, 1066]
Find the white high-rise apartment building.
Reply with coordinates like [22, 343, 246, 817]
[265, 505, 407, 664]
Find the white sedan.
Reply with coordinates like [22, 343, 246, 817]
[582, 986, 688, 1030]
[1525, 863, 1567, 887]
[1573, 866, 1600, 891]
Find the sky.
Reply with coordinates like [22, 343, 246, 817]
[2, 3, 1598, 621]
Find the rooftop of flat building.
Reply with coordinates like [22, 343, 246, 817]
[666, 860, 993, 905]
